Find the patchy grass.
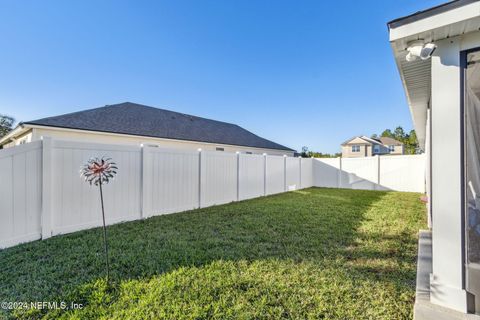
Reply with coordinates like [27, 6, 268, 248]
[0, 188, 425, 319]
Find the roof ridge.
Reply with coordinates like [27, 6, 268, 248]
[25, 102, 241, 129]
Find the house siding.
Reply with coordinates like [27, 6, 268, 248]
[30, 127, 294, 156]
[2, 129, 33, 148]
[341, 144, 369, 158]
[341, 137, 405, 158]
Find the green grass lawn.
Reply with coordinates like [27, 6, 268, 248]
[0, 187, 425, 319]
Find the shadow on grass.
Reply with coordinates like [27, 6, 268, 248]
[0, 187, 425, 319]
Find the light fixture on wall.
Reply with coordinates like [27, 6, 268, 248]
[405, 40, 437, 62]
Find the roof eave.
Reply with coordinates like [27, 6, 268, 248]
[387, 0, 479, 30]
[389, 1, 480, 42]
[387, 1, 480, 151]
[23, 123, 296, 152]
[0, 124, 29, 145]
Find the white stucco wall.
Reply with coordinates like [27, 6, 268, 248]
[27, 127, 294, 156]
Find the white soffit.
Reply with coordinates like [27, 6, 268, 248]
[389, 1, 480, 150]
[392, 48, 430, 150]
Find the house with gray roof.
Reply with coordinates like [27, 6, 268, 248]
[0, 102, 294, 156]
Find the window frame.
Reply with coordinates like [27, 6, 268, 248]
[460, 46, 480, 295]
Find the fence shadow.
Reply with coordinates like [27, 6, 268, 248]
[312, 156, 425, 192]
[0, 187, 424, 318]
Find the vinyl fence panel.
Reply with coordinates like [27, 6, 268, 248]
[266, 155, 285, 195]
[200, 151, 238, 207]
[143, 147, 200, 217]
[0, 141, 42, 248]
[285, 157, 300, 191]
[341, 157, 378, 190]
[313, 155, 425, 192]
[313, 158, 341, 188]
[300, 158, 313, 188]
[50, 140, 142, 235]
[380, 154, 425, 192]
[238, 153, 265, 200]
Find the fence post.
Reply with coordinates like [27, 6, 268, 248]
[283, 155, 287, 192]
[140, 145, 148, 219]
[337, 157, 342, 188]
[198, 148, 203, 208]
[236, 151, 240, 201]
[299, 157, 302, 189]
[41, 137, 53, 239]
[376, 155, 381, 190]
[311, 156, 316, 187]
[263, 153, 267, 196]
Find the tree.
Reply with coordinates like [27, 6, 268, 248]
[381, 129, 394, 138]
[376, 126, 419, 154]
[393, 126, 405, 141]
[301, 146, 309, 158]
[405, 129, 419, 154]
[299, 146, 340, 158]
[0, 114, 14, 138]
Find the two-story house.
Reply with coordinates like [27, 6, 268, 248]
[341, 135, 404, 158]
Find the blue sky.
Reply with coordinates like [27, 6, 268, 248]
[0, 0, 444, 153]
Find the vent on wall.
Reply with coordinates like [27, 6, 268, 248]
[216, 147, 224, 151]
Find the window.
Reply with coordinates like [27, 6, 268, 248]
[216, 147, 224, 151]
[351, 145, 360, 152]
[388, 145, 395, 152]
[373, 145, 380, 153]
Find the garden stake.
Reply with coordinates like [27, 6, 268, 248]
[80, 157, 118, 283]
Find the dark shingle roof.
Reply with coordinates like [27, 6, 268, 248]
[24, 102, 294, 151]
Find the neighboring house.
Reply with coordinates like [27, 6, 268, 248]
[0, 102, 295, 156]
[341, 135, 404, 158]
[389, 0, 480, 318]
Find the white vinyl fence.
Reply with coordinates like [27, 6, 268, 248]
[0, 141, 43, 248]
[0, 138, 313, 249]
[0, 138, 425, 249]
[313, 154, 426, 192]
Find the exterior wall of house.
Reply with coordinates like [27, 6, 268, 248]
[390, 145, 404, 155]
[341, 144, 368, 158]
[342, 137, 405, 158]
[365, 145, 372, 157]
[372, 144, 390, 155]
[27, 127, 294, 156]
[2, 129, 33, 148]
[427, 32, 480, 313]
